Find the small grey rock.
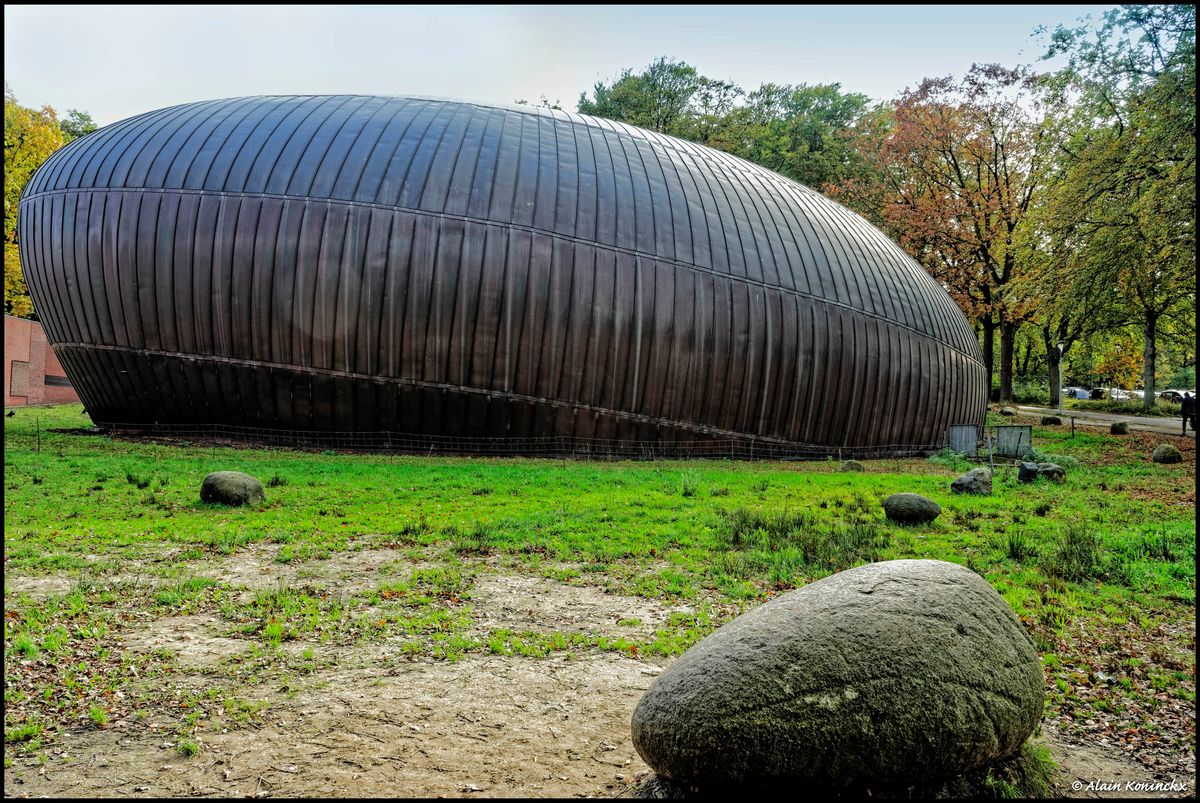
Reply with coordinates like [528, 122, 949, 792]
[1110, 421, 1130, 435]
[999, 406, 1017, 416]
[882, 493, 940, 524]
[630, 560, 1044, 787]
[951, 467, 992, 495]
[839, 459, 865, 472]
[1035, 463, 1065, 482]
[1040, 416, 1061, 426]
[1152, 444, 1183, 464]
[201, 471, 265, 506]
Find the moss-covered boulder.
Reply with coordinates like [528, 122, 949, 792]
[630, 560, 1044, 788]
[200, 471, 265, 506]
[1110, 421, 1130, 435]
[882, 493, 941, 524]
[1152, 444, 1183, 464]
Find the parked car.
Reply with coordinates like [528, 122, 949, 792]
[1158, 389, 1188, 403]
[1106, 388, 1132, 401]
[1063, 386, 1091, 399]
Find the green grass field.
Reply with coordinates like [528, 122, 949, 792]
[3, 404, 1195, 785]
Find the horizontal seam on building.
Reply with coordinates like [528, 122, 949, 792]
[54, 341, 819, 444]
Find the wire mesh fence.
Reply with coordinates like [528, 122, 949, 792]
[89, 420, 965, 462]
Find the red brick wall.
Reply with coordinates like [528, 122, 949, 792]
[4, 315, 81, 407]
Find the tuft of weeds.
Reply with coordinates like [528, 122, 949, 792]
[680, 471, 700, 497]
[1006, 531, 1036, 562]
[709, 485, 729, 497]
[266, 474, 288, 488]
[714, 508, 888, 576]
[450, 522, 498, 555]
[125, 471, 151, 489]
[88, 704, 108, 728]
[1044, 524, 1104, 582]
[177, 738, 199, 757]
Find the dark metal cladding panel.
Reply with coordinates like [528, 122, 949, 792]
[20, 94, 985, 452]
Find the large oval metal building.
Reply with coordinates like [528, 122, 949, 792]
[18, 95, 985, 455]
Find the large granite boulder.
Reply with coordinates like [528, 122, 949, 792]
[839, 459, 865, 472]
[950, 468, 992, 495]
[881, 493, 940, 524]
[200, 471, 265, 506]
[1152, 444, 1183, 464]
[1110, 421, 1130, 435]
[999, 406, 1017, 416]
[1040, 416, 1062, 426]
[630, 560, 1044, 788]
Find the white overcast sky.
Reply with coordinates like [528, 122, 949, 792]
[6, 4, 1115, 126]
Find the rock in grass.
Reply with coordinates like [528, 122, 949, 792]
[839, 459, 865, 472]
[1018, 462, 1065, 483]
[1152, 444, 1183, 464]
[1041, 416, 1061, 426]
[881, 493, 940, 524]
[200, 471, 265, 506]
[1036, 463, 1066, 482]
[1110, 421, 1130, 435]
[951, 467, 992, 495]
[630, 559, 1044, 788]
[999, 406, 1017, 416]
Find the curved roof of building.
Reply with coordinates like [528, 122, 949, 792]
[28, 95, 978, 357]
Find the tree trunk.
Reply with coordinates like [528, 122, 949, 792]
[1044, 327, 1062, 409]
[1142, 312, 1157, 411]
[999, 320, 1017, 404]
[980, 317, 996, 402]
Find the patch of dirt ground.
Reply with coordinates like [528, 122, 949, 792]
[4, 652, 660, 798]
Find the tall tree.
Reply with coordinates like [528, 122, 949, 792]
[577, 58, 873, 192]
[831, 65, 1052, 402]
[578, 57, 707, 136]
[1037, 4, 1196, 407]
[4, 84, 66, 318]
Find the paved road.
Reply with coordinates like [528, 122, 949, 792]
[1015, 404, 1195, 438]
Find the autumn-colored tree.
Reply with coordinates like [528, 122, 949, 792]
[5, 83, 67, 318]
[831, 65, 1052, 402]
[1095, 332, 1145, 390]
